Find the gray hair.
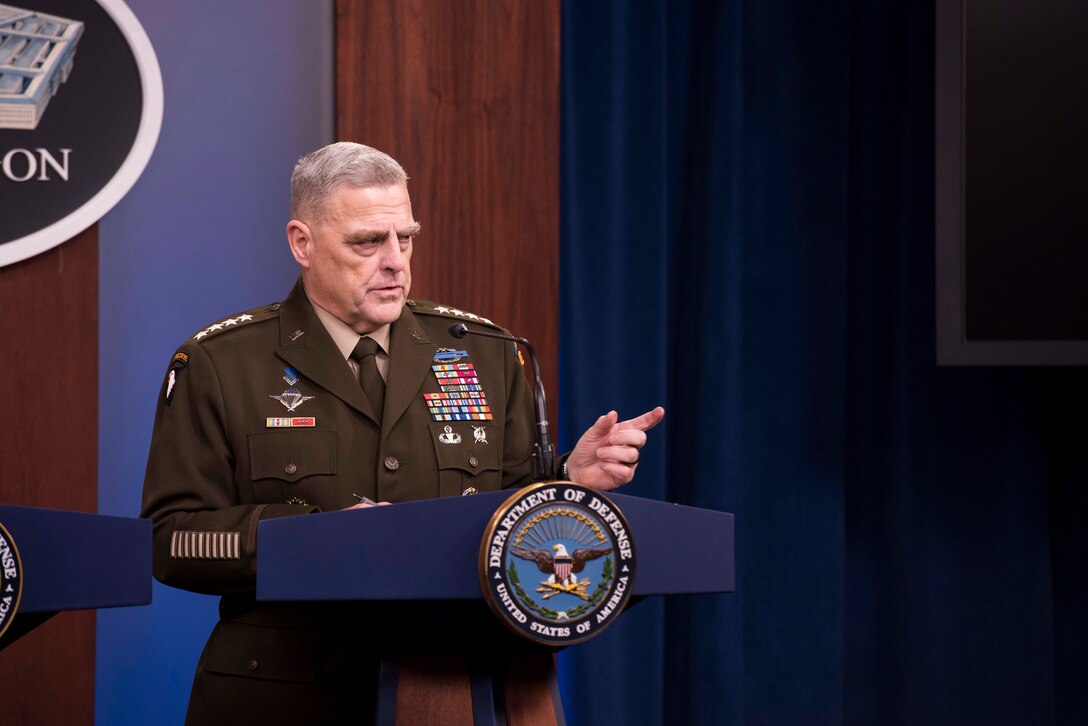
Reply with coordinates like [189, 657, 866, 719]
[290, 142, 408, 222]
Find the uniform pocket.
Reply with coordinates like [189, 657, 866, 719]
[203, 621, 319, 683]
[428, 423, 501, 496]
[248, 429, 337, 504]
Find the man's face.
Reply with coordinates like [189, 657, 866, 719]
[289, 183, 418, 333]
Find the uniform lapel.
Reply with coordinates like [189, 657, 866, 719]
[383, 306, 437, 432]
[274, 280, 378, 423]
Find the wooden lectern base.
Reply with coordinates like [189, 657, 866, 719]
[382, 653, 563, 726]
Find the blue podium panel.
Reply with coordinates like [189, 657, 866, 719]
[257, 490, 734, 602]
[0, 504, 152, 612]
[258, 491, 507, 602]
[611, 493, 735, 595]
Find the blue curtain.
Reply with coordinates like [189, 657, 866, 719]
[557, 1, 1087, 724]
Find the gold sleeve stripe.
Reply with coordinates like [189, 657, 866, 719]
[169, 531, 241, 560]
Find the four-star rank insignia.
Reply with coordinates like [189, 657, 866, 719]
[193, 313, 255, 340]
[479, 482, 636, 646]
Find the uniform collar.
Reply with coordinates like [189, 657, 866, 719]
[309, 298, 391, 360]
[275, 279, 375, 421]
[275, 279, 435, 429]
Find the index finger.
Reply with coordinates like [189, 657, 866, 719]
[615, 406, 665, 432]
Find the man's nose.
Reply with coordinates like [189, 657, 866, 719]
[379, 233, 405, 271]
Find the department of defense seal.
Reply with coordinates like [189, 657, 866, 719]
[479, 481, 636, 646]
[0, 521, 23, 641]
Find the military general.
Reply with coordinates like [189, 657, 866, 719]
[141, 142, 664, 724]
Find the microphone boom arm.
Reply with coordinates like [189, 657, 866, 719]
[449, 323, 556, 481]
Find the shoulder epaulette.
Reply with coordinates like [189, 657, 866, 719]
[190, 303, 280, 342]
[406, 299, 504, 331]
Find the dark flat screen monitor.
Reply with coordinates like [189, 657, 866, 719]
[936, 0, 1088, 364]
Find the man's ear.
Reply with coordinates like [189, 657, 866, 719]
[286, 220, 313, 269]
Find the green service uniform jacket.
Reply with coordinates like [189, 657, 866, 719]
[140, 279, 536, 724]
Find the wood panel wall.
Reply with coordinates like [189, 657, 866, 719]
[0, 227, 98, 724]
[336, 0, 562, 417]
[0, 4, 559, 721]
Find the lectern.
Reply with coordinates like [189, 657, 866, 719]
[258, 490, 734, 725]
[0, 504, 152, 649]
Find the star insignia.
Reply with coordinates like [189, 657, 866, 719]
[190, 311, 264, 342]
[423, 304, 493, 327]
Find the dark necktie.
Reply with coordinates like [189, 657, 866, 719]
[350, 336, 385, 419]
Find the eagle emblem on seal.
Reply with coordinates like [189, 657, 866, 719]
[512, 543, 610, 600]
[479, 482, 636, 646]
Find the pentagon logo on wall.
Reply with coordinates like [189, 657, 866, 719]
[0, 0, 162, 267]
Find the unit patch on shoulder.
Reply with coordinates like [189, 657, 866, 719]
[164, 350, 190, 405]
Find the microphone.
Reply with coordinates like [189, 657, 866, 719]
[449, 322, 556, 481]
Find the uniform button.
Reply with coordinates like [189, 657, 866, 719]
[406, 299, 417, 307]
[384, 456, 400, 471]
[285, 463, 297, 475]
[248, 659, 258, 671]
[469, 456, 479, 468]
[268, 303, 281, 311]
[461, 487, 478, 496]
